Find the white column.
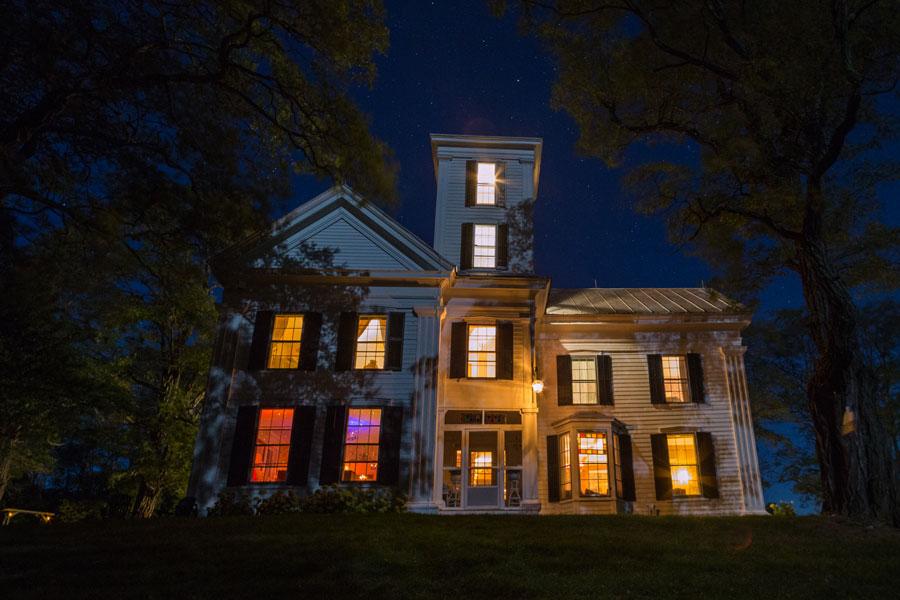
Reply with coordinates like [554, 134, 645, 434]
[407, 305, 441, 512]
[521, 404, 541, 512]
[720, 346, 766, 514]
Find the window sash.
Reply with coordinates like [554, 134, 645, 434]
[559, 433, 572, 500]
[466, 324, 497, 378]
[476, 162, 496, 205]
[354, 316, 386, 370]
[267, 314, 303, 369]
[667, 433, 701, 496]
[342, 408, 382, 482]
[577, 432, 609, 497]
[250, 408, 294, 482]
[662, 355, 690, 403]
[472, 224, 496, 268]
[571, 357, 598, 404]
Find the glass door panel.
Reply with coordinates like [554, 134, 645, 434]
[442, 431, 462, 508]
[503, 430, 523, 507]
[466, 431, 499, 507]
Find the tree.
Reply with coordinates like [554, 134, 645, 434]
[505, 0, 899, 522]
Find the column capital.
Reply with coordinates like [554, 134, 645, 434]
[719, 346, 747, 359]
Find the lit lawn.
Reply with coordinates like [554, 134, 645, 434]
[1, 514, 898, 599]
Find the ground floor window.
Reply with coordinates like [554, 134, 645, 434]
[342, 408, 381, 482]
[667, 433, 701, 496]
[250, 408, 294, 483]
[577, 432, 609, 497]
[559, 432, 572, 500]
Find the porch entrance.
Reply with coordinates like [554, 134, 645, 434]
[441, 411, 523, 510]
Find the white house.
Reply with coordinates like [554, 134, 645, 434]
[187, 133, 766, 516]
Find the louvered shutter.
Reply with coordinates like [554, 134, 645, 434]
[497, 321, 514, 380]
[450, 322, 467, 378]
[647, 354, 666, 404]
[465, 160, 477, 206]
[697, 432, 719, 498]
[650, 433, 673, 500]
[556, 355, 573, 406]
[495, 161, 506, 207]
[286, 407, 316, 485]
[687, 353, 705, 403]
[247, 310, 273, 371]
[319, 406, 347, 484]
[298, 312, 322, 371]
[385, 312, 405, 371]
[618, 434, 636, 501]
[335, 312, 358, 372]
[546, 435, 560, 502]
[227, 406, 257, 486]
[460, 223, 474, 269]
[597, 355, 614, 405]
[377, 406, 403, 486]
[496, 223, 509, 270]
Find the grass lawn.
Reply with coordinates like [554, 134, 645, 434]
[1, 514, 898, 599]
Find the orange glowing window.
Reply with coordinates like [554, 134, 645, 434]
[267, 314, 303, 369]
[667, 434, 701, 496]
[342, 408, 381, 482]
[469, 451, 495, 486]
[250, 408, 294, 483]
[577, 432, 609, 497]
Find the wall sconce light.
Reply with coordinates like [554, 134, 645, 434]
[531, 380, 544, 394]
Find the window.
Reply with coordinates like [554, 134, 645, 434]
[577, 432, 609, 497]
[572, 357, 598, 404]
[467, 324, 497, 378]
[342, 408, 381, 482]
[472, 224, 497, 268]
[476, 162, 496, 204]
[613, 434, 623, 496]
[559, 433, 572, 500]
[667, 434, 701, 496]
[662, 355, 690, 403]
[250, 408, 294, 482]
[354, 316, 386, 369]
[267, 314, 303, 369]
[469, 451, 495, 486]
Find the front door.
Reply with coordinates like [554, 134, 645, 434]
[465, 430, 499, 507]
[441, 427, 523, 509]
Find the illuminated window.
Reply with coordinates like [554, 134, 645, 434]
[473, 224, 497, 268]
[267, 314, 303, 369]
[577, 432, 609, 497]
[467, 324, 497, 378]
[613, 434, 623, 495]
[559, 433, 572, 500]
[572, 358, 598, 404]
[476, 162, 496, 204]
[342, 408, 381, 482]
[662, 355, 690, 403]
[667, 434, 701, 496]
[469, 451, 495, 486]
[354, 316, 386, 369]
[250, 408, 294, 482]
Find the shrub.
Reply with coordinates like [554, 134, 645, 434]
[57, 499, 106, 523]
[766, 501, 797, 517]
[298, 485, 406, 514]
[207, 489, 255, 517]
[256, 491, 303, 515]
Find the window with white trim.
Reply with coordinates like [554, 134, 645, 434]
[662, 355, 690, 403]
[467, 324, 497, 378]
[472, 224, 497, 268]
[571, 357, 598, 404]
[577, 432, 609, 497]
[667, 433, 701, 496]
[476, 162, 496, 204]
[354, 315, 386, 369]
[559, 432, 572, 500]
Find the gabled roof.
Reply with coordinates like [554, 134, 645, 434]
[214, 185, 452, 275]
[546, 288, 746, 316]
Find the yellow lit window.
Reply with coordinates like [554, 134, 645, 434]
[668, 434, 701, 496]
[662, 355, 690, 402]
[476, 162, 496, 204]
[267, 314, 303, 369]
[469, 451, 495, 486]
[354, 316, 386, 369]
[559, 433, 572, 500]
[578, 432, 609, 497]
[473, 224, 497, 268]
[250, 408, 294, 482]
[342, 408, 381, 482]
[572, 358, 598, 404]
[467, 324, 497, 378]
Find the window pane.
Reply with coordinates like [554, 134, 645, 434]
[342, 408, 382, 482]
[467, 325, 497, 377]
[354, 316, 386, 369]
[667, 434, 701, 496]
[267, 314, 303, 369]
[662, 355, 690, 403]
[473, 224, 496, 268]
[571, 358, 598, 404]
[559, 433, 572, 500]
[476, 162, 496, 205]
[577, 432, 609, 497]
[250, 408, 295, 482]
[468, 431, 497, 487]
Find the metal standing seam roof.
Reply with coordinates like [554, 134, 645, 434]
[546, 288, 746, 316]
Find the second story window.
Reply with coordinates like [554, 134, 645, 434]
[662, 355, 690, 403]
[467, 324, 497, 378]
[571, 358, 597, 404]
[473, 224, 497, 268]
[267, 314, 303, 369]
[476, 162, 496, 204]
[355, 315, 386, 369]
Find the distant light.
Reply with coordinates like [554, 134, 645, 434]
[532, 380, 544, 394]
[674, 468, 691, 485]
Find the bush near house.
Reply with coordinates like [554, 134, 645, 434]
[1, 515, 898, 599]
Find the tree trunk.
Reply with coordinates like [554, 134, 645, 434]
[0, 436, 13, 505]
[797, 242, 898, 524]
[131, 477, 162, 518]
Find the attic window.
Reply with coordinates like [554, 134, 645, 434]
[476, 162, 496, 204]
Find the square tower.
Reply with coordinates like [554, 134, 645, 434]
[430, 134, 542, 274]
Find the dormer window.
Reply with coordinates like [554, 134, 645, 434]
[476, 162, 496, 204]
[472, 224, 497, 268]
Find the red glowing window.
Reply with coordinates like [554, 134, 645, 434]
[250, 408, 294, 483]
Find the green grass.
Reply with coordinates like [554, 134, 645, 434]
[1, 514, 897, 599]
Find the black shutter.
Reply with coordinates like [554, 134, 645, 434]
[286, 407, 316, 485]
[597, 355, 614, 405]
[377, 406, 403, 486]
[460, 223, 474, 269]
[465, 160, 476, 206]
[495, 161, 506, 207]
[335, 312, 358, 372]
[687, 353, 705, 404]
[618, 434, 636, 501]
[450, 322, 467, 378]
[556, 355, 573, 406]
[319, 406, 347, 484]
[298, 313, 322, 371]
[697, 432, 719, 498]
[647, 354, 666, 404]
[496, 223, 509, 270]
[497, 321, 514, 380]
[546, 435, 560, 503]
[227, 406, 257, 486]
[247, 310, 273, 371]
[385, 312, 405, 371]
[650, 433, 673, 500]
